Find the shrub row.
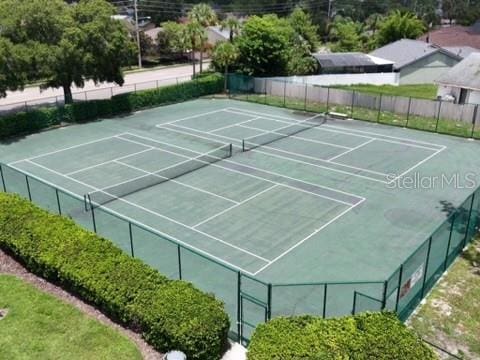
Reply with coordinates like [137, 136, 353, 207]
[0, 193, 229, 359]
[0, 74, 224, 139]
[247, 312, 435, 360]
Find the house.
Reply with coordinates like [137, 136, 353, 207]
[419, 21, 480, 50]
[206, 26, 231, 45]
[436, 53, 480, 105]
[443, 46, 479, 59]
[312, 52, 394, 75]
[370, 39, 462, 84]
[144, 27, 163, 44]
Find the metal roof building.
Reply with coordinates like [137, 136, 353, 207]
[312, 52, 394, 74]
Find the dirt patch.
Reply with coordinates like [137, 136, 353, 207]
[0, 308, 8, 320]
[0, 249, 162, 360]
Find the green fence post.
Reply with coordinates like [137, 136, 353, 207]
[55, 189, 61, 215]
[128, 222, 135, 257]
[350, 90, 355, 118]
[237, 272, 242, 342]
[381, 280, 388, 310]
[0, 165, 6, 192]
[25, 175, 32, 201]
[444, 214, 456, 271]
[304, 83, 308, 112]
[405, 97, 412, 127]
[394, 264, 404, 313]
[352, 291, 357, 315]
[470, 105, 478, 138]
[326, 87, 330, 113]
[421, 236, 433, 298]
[177, 245, 182, 280]
[434, 100, 442, 132]
[322, 284, 328, 318]
[267, 283, 272, 321]
[462, 194, 475, 248]
[377, 94, 382, 123]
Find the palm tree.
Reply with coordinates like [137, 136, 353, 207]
[221, 15, 241, 43]
[212, 42, 239, 92]
[188, 4, 217, 73]
[185, 22, 205, 77]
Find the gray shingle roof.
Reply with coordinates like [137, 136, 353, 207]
[444, 46, 479, 58]
[370, 39, 460, 70]
[436, 52, 480, 91]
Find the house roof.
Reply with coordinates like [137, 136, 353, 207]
[418, 23, 480, 50]
[444, 46, 479, 59]
[312, 52, 393, 68]
[144, 27, 163, 41]
[369, 39, 461, 70]
[435, 53, 480, 91]
[207, 26, 231, 40]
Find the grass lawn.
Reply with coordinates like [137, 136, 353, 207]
[0, 275, 142, 360]
[408, 239, 480, 359]
[334, 84, 438, 100]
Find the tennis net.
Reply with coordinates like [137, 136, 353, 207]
[242, 114, 327, 152]
[85, 143, 232, 209]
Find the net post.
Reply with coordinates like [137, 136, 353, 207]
[25, 175, 32, 201]
[470, 105, 478, 138]
[128, 222, 135, 257]
[177, 244, 182, 280]
[377, 94, 382, 123]
[434, 100, 442, 132]
[381, 280, 388, 310]
[0, 164, 6, 192]
[56, 189, 62, 215]
[462, 193, 476, 248]
[421, 236, 433, 298]
[352, 291, 357, 315]
[242, 139, 245, 152]
[443, 213, 456, 271]
[267, 283, 272, 321]
[229, 143, 233, 157]
[406, 97, 412, 127]
[322, 284, 328, 318]
[394, 264, 404, 313]
[86, 194, 97, 233]
[237, 272, 242, 343]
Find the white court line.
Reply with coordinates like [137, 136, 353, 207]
[193, 185, 278, 228]
[8, 133, 128, 165]
[327, 139, 375, 162]
[209, 116, 261, 133]
[237, 124, 352, 150]
[228, 106, 445, 150]
[7, 162, 257, 276]
[163, 109, 226, 125]
[66, 147, 154, 176]
[388, 147, 446, 183]
[121, 131, 363, 205]
[114, 160, 239, 204]
[25, 159, 271, 264]
[161, 124, 389, 182]
[253, 199, 365, 275]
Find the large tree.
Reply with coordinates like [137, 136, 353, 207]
[212, 42, 239, 91]
[375, 10, 426, 47]
[0, 0, 136, 103]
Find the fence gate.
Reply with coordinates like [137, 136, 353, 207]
[239, 291, 269, 345]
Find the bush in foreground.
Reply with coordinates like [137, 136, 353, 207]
[0, 193, 229, 359]
[0, 74, 223, 139]
[248, 312, 435, 360]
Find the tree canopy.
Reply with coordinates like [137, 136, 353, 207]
[0, 0, 136, 102]
[376, 10, 426, 47]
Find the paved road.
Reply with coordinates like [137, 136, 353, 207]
[0, 63, 201, 111]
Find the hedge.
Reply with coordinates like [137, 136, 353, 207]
[0, 73, 224, 139]
[247, 312, 436, 360]
[0, 193, 229, 359]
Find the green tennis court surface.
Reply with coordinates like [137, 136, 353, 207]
[1, 99, 479, 340]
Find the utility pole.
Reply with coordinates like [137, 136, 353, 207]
[327, 0, 333, 19]
[134, 0, 142, 68]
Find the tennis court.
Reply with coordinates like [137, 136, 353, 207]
[1, 99, 479, 341]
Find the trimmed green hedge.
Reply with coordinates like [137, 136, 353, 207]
[248, 312, 436, 360]
[0, 74, 223, 139]
[0, 193, 229, 359]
